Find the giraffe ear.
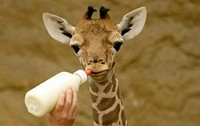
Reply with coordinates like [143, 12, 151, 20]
[42, 13, 75, 44]
[117, 7, 147, 41]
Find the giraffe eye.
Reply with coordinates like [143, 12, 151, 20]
[71, 45, 80, 53]
[113, 41, 123, 51]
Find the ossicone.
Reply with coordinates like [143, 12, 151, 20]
[83, 6, 97, 19]
[82, 6, 111, 20]
[99, 6, 110, 19]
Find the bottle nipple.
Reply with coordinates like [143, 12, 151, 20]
[85, 69, 92, 75]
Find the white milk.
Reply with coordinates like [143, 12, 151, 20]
[25, 70, 89, 117]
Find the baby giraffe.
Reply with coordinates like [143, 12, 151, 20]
[43, 6, 147, 126]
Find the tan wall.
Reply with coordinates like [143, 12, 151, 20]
[0, 0, 200, 126]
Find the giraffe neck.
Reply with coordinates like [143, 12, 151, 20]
[89, 68, 127, 126]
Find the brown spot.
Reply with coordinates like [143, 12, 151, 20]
[99, 80, 108, 85]
[90, 94, 98, 103]
[112, 78, 117, 92]
[90, 82, 99, 93]
[121, 109, 126, 126]
[97, 96, 116, 111]
[92, 108, 99, 124]
[102, 104, 120, 125]
[103, 83, 112, 93]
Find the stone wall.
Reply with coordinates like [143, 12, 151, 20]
[0, 0, 200, 126]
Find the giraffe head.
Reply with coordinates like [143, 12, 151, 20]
[43, 6, 147, 82]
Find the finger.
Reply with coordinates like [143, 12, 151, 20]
[63, 87, 73, 112]
[52, 91, 66, 112]
[69, 90, 77, 116]
[72, 107, 77, 120]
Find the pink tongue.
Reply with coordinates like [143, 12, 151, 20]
[85, 70, 92, 76]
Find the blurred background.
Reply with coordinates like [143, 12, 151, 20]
[0, 0, 200, 126]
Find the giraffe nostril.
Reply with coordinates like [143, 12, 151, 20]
[87, 58, 105, 64]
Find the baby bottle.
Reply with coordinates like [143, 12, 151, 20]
[25, 70, 91, 117]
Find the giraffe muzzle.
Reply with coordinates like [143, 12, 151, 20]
[90, 70, 108, 81]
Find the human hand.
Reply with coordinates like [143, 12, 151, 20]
[45, 87, 77, 126]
